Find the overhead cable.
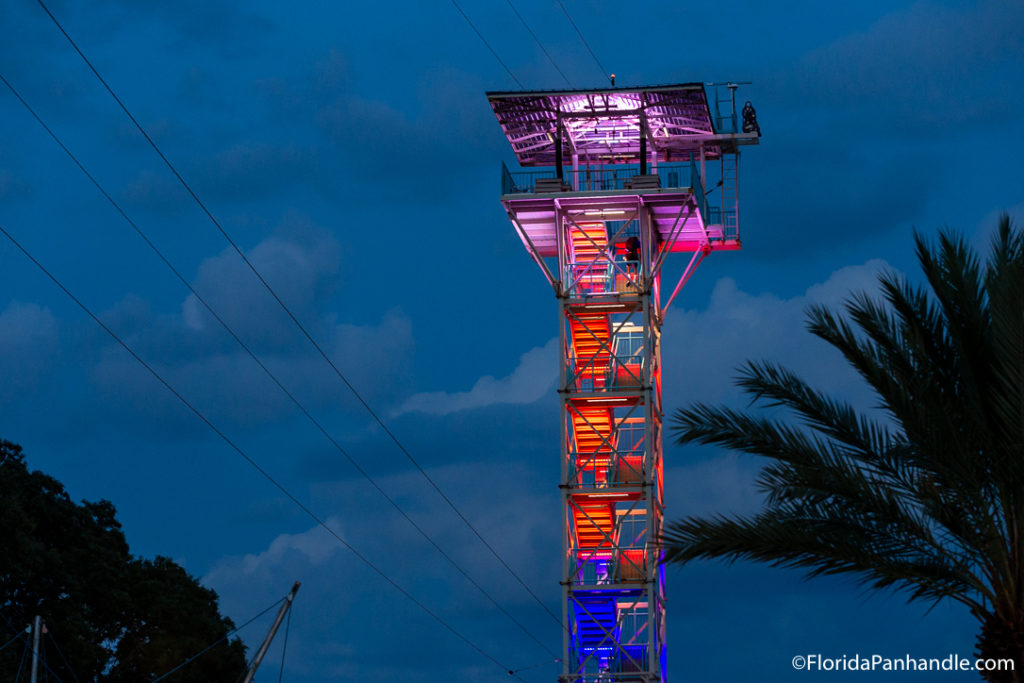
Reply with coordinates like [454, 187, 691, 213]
[0, 70, 556, 660]
[504, 0, 573, 87]
[555, 0, 609, 83]
[0, 223, 528, 682]
[33, 0, 561, 630]
[449, 0, 524, 88]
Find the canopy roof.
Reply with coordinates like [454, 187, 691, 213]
[488, 83, 721, 167]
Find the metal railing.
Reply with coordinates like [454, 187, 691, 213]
[704, 206, 738, 239]
[573, 548, 648, 586]
[567, 357, 645, 392]
[501, 161, 702, 195]
[501, 161, 558, 194]
[501, 158, 733, 239]
[570, 448, 647, 488]
[565, 260, 645, 299]
[568, 643, 651, 677]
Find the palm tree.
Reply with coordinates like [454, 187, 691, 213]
[662, 216, 1023, 681]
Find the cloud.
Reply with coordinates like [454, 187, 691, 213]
[255, 50, 502, 204]
[203, 460, 561, 682]
[76, 222, 413, 433]
[180, 219, 342, 349]
[744, 134, 936, 258]
[662, 259, 890, 410]
[394, 337, 557, 417]
[737, 0, 1022, 259]
[122, 143, 323, 209]
[0, 302, 59, 404]
[794, 0, 1024, 135]
[972, 202, 1024, 252]
[210, 143, 319, 197]
[661, 260, 895, 531]
[667, 452, 763, 519]
[205, 517, 343, 586]
[0, 300, 57, 346]
[97, 0, 275, 49]
[0, 170, 33, 200]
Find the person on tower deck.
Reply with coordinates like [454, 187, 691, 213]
[624, 236, 640, 275]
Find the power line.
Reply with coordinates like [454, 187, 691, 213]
[0, 70, 556, 660]
[0, 223, 528, 683]
[555, 0, 609, 83]
[504, 0, 573, 88]
[33, 0, 561, 630]
[448, 0, 524, 88]
[510, 657, 560, 674]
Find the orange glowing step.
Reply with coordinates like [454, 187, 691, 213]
[572, 407, 612, 454]
[573, 501, 614, 548]
[570, 312, 611, 379]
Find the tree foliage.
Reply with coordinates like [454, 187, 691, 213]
[0, 439, 246, 681]
[662, 216, 1024, 681]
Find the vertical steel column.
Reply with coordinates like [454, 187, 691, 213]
[639, 113, 648, 176]
[557, 199, 570, 682]
[29, 615, 41, 683]
[562, 321, 573, 683]
[642, 201, 664, 682]
[734, 152, 741, 236]
[556, 117, 564, 181]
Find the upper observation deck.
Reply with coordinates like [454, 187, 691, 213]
[487, 82, 760, 167]
[491, 83, 760, 256]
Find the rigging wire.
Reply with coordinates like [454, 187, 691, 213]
[14, 635, 29, 683]
[504, 0, 573, 88]
[1, 624, 66, 683]
[0, 222, 529, 683]
[448, 0, 524, 88]
[33, 0, 561, 631]
[39, 636, 48, 683]
[554, 0, 609, 83]
[45, 630, 81, 683]
[0, 629, 25, 654]
[151, 596, 284, 683]
[0, 70, 556, 660]
[276, 602, 292, 683]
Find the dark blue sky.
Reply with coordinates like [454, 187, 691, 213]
[0, 0, 1021, 680]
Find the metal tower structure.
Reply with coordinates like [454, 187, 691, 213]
[489, 82, 760, 683]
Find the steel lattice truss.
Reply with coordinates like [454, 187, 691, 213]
[488, 84, 727, 166]
[492, 81, 759, 683]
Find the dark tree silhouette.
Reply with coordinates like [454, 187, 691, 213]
[0, 439, 246, 681]
[663, 217, 1024, 681]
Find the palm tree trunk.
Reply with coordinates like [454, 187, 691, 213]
[977, 610, 1024, 682]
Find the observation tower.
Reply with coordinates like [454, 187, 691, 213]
[489, 82, 760, 683]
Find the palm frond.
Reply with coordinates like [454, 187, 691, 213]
[664, 217, 1024, 629]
